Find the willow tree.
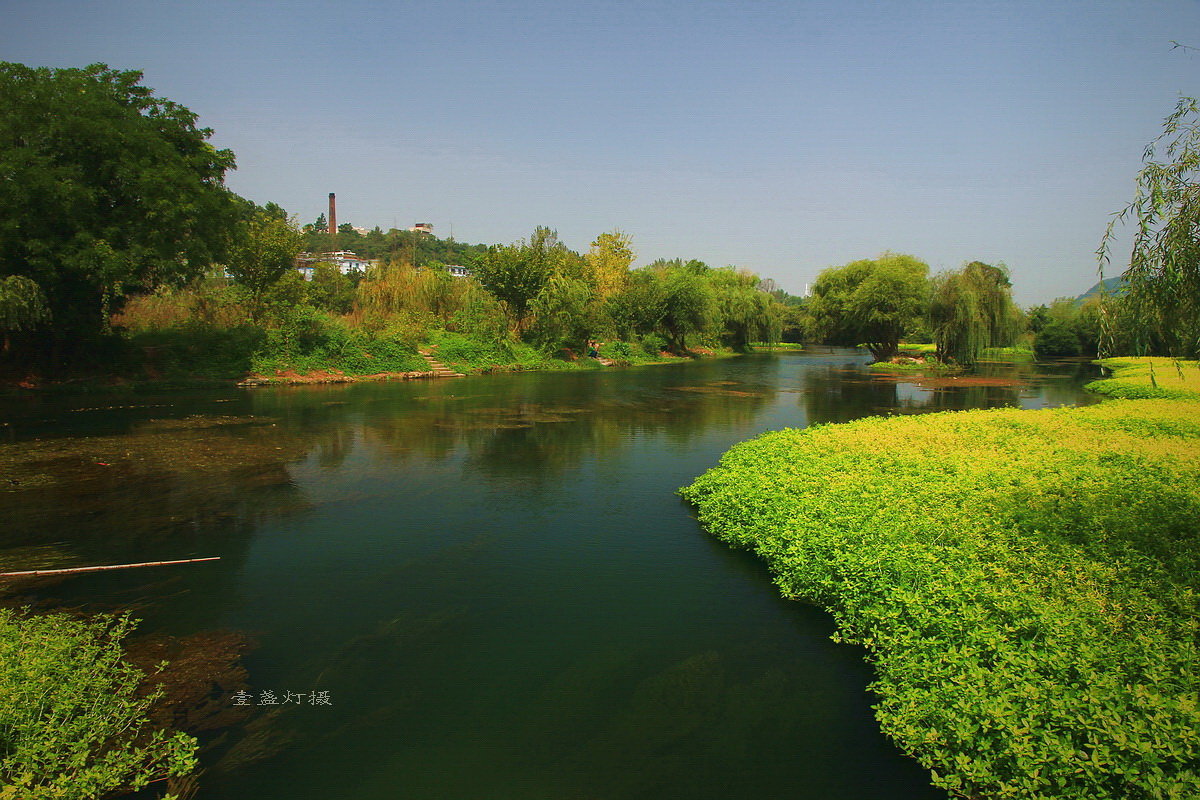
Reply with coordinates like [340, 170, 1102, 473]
[709, 267, 779, 349]
[809, 253, 930, 362]
[929, 261, 1022, 364]
[607, 267, 667, 341]
[0, 275, 49, 355]
[529, 272, 595, 351]
[1099, 96, 1200, 358]
[659, 261, 717, 353]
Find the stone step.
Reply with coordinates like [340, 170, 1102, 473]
[418, 350, 465, 378]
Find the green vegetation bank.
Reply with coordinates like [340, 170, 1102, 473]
[692, 94, 1200, 785]
[681, 362, 1200, 798]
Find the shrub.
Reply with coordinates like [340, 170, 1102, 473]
[250, 309, 425, 375]
[1034, 321, 1082, 358]
[115, 277, 250, 333]
[600, 341, 633, 361]
[129, 324, 266, 380]
[639, 333, 668, 355]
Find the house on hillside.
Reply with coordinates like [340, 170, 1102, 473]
[295, 251, 377, 280]
[329, 251, 373, 273]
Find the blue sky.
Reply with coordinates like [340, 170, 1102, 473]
[5, 0, 1198, 303]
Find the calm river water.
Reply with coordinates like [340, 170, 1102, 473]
[0, 350, 1101, 799]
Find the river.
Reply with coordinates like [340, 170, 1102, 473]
[0, 350, 1101, 799]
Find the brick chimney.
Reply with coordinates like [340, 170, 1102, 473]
[328, 193, 336, 235]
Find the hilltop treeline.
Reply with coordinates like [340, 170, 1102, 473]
[299, 220, 489, 267]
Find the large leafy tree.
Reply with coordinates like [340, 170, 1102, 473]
[475, 227, 577, 331]
[225, 202, 304, 320]
[1099, 96, 1200, 358]
[809, 253, 930, 361]
[608, 267, 667, 340]
[0, 62, 238, 360]
[306, 261, 355, 314]
[529, 273, 596, 351]
[929, 261, 1021, 364]
[659, 260, 716, 353]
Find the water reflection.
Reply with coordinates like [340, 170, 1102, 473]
[796, 355, 1102, 424]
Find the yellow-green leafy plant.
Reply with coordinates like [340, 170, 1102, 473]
[681, 398, 1200, 799]
[0, 610, 197, 799]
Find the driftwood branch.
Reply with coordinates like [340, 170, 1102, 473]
[0, 557, 221, 578]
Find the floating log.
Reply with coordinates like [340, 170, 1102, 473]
[0, 556, 220, 578]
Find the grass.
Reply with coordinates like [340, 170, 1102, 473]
[680, 398, 1200, 799]
[867, 359, 963, 374]
[426, 331, 584, 373]
[749, 342, 806, 351]
[423, 332, 693, 374]
[1087, 356, 1200, 400]
[983, 344, 1035, 357]
[128, 318, 429, 382]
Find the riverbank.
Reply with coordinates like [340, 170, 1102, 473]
[680, 356, 1200, 799]
[0, 332, 744, 395]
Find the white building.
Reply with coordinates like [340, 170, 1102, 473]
[295, 251, 376, 280]
[328, 251, 372, 273]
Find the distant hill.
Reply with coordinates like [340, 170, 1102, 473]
[1076, 275, 1127, 303]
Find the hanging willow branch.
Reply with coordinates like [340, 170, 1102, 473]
[1098, 96, 1200, 358]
